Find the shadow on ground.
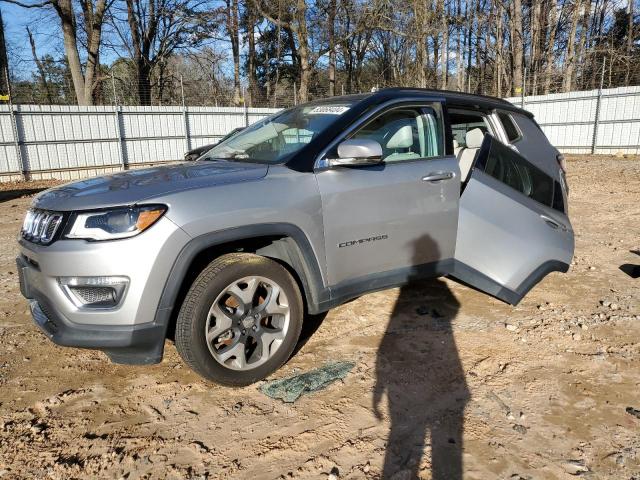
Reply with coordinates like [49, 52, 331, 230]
[619, 250, 640, 279]
[374, 235, 469, 479]
[0, 188, 50, 203]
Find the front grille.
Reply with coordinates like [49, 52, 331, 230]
[21, 209, 64, 245]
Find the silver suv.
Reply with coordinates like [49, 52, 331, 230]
[17, 88, 574, 385]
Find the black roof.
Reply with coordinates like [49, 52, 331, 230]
[307, 87, 531, 117]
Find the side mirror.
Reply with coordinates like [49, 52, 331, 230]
[329, 139, 383, 167]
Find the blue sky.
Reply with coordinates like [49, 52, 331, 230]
[1, 1, 236, 81]
[3, 4, 70, 79]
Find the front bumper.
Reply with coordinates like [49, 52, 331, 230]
[16, 216, 191, 364]
[18, 255, 166, 364]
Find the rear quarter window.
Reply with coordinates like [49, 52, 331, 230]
[497, 112, 521, 142]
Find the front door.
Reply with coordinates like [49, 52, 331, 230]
[315, 103, 461, 293]
[452, 135, 575, 304]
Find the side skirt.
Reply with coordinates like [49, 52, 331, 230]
[313, 258, 570, 313]
[315, 259, 453, 312]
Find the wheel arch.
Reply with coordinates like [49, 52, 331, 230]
[155, 223, 328, 343]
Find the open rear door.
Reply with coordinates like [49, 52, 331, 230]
[451, 135, 574, 304]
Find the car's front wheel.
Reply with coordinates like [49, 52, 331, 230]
[175, 253, 303, 386]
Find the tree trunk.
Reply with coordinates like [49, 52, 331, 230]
[328, 0, 336, 95]
[81, 0, 108, 105]
[227, 0, 241, 105]
[626, 0, 634, 85]
[56, 0, 87, 105]
[495, 3, 504, 97]
[247, 7, 258, 106]
[511, 0, 523, 96]
[414, 0, 428, 88]
[543, 0, 559, 94]
[456, 0, 463, 90]
[475, 0, 484, 94]
[137, 61, 152, 105]
[574, 0, 591, 90]
[530, 0, 541, 94]
[627, 0, 634, 53]
[439, 0, 448, 89]
[563, 0, 581, 92]
[466, 0, 475, 92]
[296, 0, 310, 102]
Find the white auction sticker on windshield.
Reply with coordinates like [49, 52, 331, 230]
[309, 105, 350, 115]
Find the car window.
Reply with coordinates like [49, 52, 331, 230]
[552, 180, 565, 213]
[202, 103, 352, 164]
[479, 137, 556, 210]
[348, 106, 443, 163]
[449, 111, 491, 149]
[497, 112, 522, 142]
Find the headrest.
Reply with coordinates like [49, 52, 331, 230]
[386, 125, 414, 149]
[465, 128, 485, 149]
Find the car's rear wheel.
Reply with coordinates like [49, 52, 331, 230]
[175, 253, 303, 386]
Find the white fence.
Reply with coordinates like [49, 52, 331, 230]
[1, 85, 639, 182]
[0, 105, 280, 181]
[505, 85, 640, 155]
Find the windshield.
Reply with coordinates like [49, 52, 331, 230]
[201, 103, 353, 164]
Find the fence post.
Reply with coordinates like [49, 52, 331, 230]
[243, 87, 249, 127]
[5, 67, 28, 180]
[8, 104, 29, 181]
[591, 57, 606, 155]
[114, 105, 128, 170]
[180, 75, 191, 151]
[521, 67, 526, 109]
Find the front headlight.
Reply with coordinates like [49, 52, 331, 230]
[64, 205, 167, 241]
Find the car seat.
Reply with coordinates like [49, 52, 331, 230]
[457, 128, 484, 181]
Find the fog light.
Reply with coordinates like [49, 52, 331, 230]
[58, 276, 129, 309]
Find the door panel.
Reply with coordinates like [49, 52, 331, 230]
[452, 136, 574, 304]
[317, 157, 460, 286]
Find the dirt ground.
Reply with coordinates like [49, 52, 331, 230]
[0, 155, 638, 480]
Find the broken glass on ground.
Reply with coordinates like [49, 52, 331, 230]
[260, 361, 356, 403]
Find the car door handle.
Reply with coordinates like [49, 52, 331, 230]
[540, 214, 564, 230]
[422, 171, 455, 182]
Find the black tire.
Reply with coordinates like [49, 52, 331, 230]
[175, 253, 303, 386]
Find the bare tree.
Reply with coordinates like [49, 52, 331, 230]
[2, 0, 110, 104]
[115, 0, 210, 105]
[252, 0, 313, 101]
[26, 27, 54, 102]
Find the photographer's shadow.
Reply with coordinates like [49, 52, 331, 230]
[373, 235, 469, 479]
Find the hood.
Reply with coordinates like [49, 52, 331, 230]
[33, 161, 269, 211]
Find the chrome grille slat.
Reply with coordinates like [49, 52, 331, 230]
[21, 209, 64, 245]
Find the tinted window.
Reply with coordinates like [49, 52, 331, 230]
[498, 112, 521, 142]
[552, 181, 565, 213]
[480, 138, 555, 209]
